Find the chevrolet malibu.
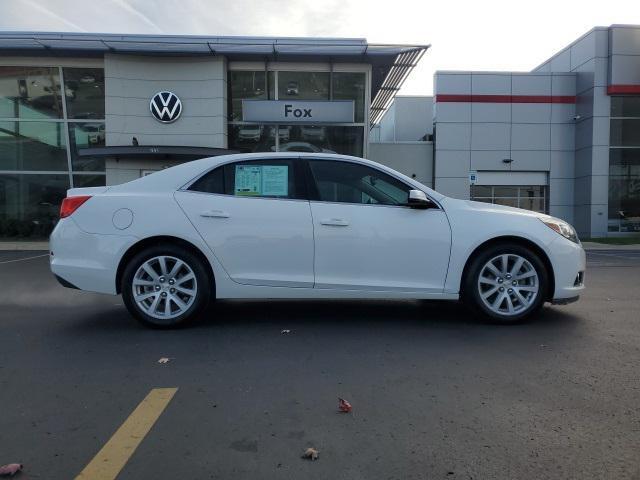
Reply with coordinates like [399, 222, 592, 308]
[49, 153, 585, 327]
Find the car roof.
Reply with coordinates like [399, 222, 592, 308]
[107, 152, 444, 200]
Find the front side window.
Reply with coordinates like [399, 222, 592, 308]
[308, 160, 410, 206]
[189, 159, 300, 200]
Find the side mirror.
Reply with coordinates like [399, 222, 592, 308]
[407, 189, 435, 209]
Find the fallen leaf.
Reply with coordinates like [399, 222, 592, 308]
[302, 447, 319, 461]
[338, 397, 352, 413]
[0, 463, 23, 476]
[158, 357, 171, 364]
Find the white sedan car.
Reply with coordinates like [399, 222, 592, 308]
[50, 153, 585, 327]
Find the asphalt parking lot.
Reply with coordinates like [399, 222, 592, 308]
[1, 250, 640, 479]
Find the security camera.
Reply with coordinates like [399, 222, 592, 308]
[573, 115, 581, 121]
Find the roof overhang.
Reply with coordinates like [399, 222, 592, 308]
[78, 145, 235, 160]
[0, 32, 428, 128]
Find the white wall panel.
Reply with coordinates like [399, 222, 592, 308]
[512, 103, 551, 123]
[471, 73, 511, 95]
[435, 123, 471, 150]
[511, 123, 550, 150]
[471, 123, 510, 150]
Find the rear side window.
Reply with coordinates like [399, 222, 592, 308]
[189, 166, 224, 194]
[188, 159, 302, 199]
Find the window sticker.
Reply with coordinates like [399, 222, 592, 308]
[234, 165, 289, 197]
[261, 165, 288, 196]
[235, 165, 262, 195]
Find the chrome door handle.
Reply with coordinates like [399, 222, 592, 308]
[320, 218, 349, 226]
[200, 210, 230, 218]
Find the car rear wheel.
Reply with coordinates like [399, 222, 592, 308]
[121, 245, 211, 328]
[464, 243, 548, 323]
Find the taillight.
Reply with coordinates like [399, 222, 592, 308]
[60, 195, 92, 218]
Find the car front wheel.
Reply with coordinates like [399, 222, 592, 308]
[121, 245, 211, 328]
[464, 243, 549, 323]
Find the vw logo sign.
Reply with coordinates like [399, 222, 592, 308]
[149, 91, 182, 123]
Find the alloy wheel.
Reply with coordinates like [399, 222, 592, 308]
[477, 254, 539, 316]
[132, 255, 198, 320]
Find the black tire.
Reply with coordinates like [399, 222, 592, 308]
[462, 243, 549, 324]
[121, 244, 211, 328]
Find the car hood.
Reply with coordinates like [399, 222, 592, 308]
[443, 197, 551, 220]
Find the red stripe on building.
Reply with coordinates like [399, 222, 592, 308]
[607, 85, 640, 95]
[435, 94, 576, 104]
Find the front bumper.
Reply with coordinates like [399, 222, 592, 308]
[547, 236, 586, 302]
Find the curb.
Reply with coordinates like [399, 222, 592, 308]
[0, 242, 49, 251]
[582, 242, 640, 251]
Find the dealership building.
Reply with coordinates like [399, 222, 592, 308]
[373, 24, 640, 237]
[1, 25, 639, 240]
[0, 31, 426, 238]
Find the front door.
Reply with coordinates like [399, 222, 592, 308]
[307, 159, 451, 292]
[175, 158, 314, 288]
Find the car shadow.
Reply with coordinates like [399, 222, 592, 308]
[61, 298, 583, 341]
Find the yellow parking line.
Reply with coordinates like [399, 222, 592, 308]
[75, 388, 178, 480]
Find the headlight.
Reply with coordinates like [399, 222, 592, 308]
[540, 218, 579, 244]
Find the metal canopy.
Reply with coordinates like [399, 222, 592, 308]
[78, 145, 235, 159]
[0, 32, 429, 128]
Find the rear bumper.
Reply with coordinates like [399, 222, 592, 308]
[49, 217, 137, 295]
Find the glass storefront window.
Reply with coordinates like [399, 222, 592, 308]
[609, 97, 640, 232]
[608, 148, 640, 233]
[68, 122, 105, 171]
[277, 72, 329, 101]
[0, 66, 63, 119]
[611, 96, 640, 118]
[610, 119, 640, 147]
[0, 173, 69, 238]
[228, 124, 276, 153]
[332, 72, 366, 122]
[0, 121, 68, 171]
[63, 68, 105, 119]
[228, 69, 367, 158]
[278, 125, 363, 157]
[228, 71, 267, 121]
[73, 174, 106, 188]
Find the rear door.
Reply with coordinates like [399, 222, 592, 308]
[306, 159, 451, 293]
[175, 158, 314, 288]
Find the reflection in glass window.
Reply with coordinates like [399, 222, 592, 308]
[68, 123, 105, 172]
[0, 66, 63, 119]
[63, 68, 105, 119]
[608, 148, 640, 232]
[470, 185, 547, 214]
[277, 72, 329, 101]
[309, 160, 410, 205]
[611, 96, 640, 118]
[73, 174, 106, 188]
[0, 121, 68, 171]
[610, 119, 640, 147]
[228, 124, 276, 153]
[278, 125, 363, 157]
[0, 173, 69, 238]
[228, 71, 267, 121]
[332, 72, 366, 122]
